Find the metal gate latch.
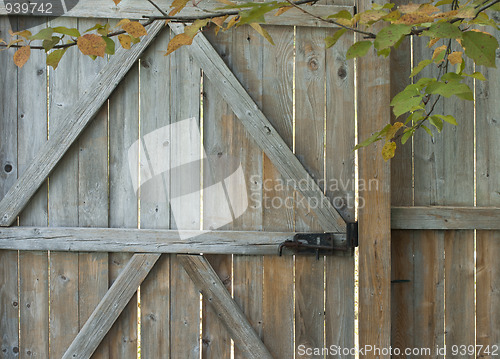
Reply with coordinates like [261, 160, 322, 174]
[278, 222, 358, 259]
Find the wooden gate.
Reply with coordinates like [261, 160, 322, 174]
[0, 0, 394, 357]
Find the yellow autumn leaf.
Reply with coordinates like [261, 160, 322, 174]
[456, 6, 475, 18]
[226, 16, 240, 30]
[166, 33, 194, 55]
[432, 10, 458, 20]
[432, 44, 447, 62]
[250, 23, 275, 45]
[13, 45, 30, 68]
[382, 141, 397, 161]
[398, 3, 420, 14]
[215, 0, 236, 5]
[10, 29, 32, 39]
[112, 0, 121, 5]
[77, 34, 106, 57]
[395, 13, 434, 24]
[385, 122, 404, 141]
[418, 3, 439, 15]
[212, 15, 228, 27]
[118, 34, 132, 49]
[448, 51, 463, 65]
[427, 38, 439, 48]
[170, 0, 189, 16]
[7, 39, 24, 49]
[122, 21, 147, 38]
[275, 6, 292, 16]
[115, 19, 131, 28]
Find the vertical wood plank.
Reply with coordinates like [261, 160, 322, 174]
[17, 17, 49, 359]
[77, 18, 110, 359]
[0, 16, 20, 359]
[108, 58, 139, 359]
[475, 25, 500, 359]
[295, 26, 325, 358]
[389, 0, 414, 355]
[261, 25, 295, 359]
[412, 35, 445, 359]
[169, 35, 201, 359]
[356, 0, 392, 355]
[48, 17, 80, 359]
[202, 27, 234, 359]
[325, 27, 355, 359]
[139, 26, 172, 359]
[230, 25, 264, 359]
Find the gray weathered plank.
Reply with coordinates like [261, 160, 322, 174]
[0, 226, 347, 254]
[261, 24, 295, 359]
[0, 16, 19, 359]
[392, 206, 500, 230]
[0, 1, 352, 28]
[169, 23, 346, 233]
[138, 23, 172, 359]
[178, 255, 273, 359]
[356, 0, 392, 354]
[475, 24, 500, 356]
[0, 20, 164, 227]
[17, 17, 50, 359]
[62, 253, 160, 359]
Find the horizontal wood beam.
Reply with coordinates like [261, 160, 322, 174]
[62, 253, 160, 359]
[169, 23, 348, 232]
[0, 20, 165, 226]
[0, 226, 347, 254]
[391, 206, 500, 230]
[179, 254, 273, 359]
[0, 2, 352, 28]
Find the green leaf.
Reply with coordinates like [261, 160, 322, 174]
[426, 81, 473, 98]
[374, 24, 411, 50]
[410, 59, 432, 77]
[421, 22, 463, 39]
[401, 128, 414, 144]
[391, 84, 420, 105]
[377, 48, 391, 57]
[435, 114, 458, 125]
[421, 124, 433, 136]
[435, 0, 453, 6]
[415, 77, 435, 89]
[46, 48, 67, 69]
[238, 2, 279, 25]
[346, 40, 372, 59]
[327, 10, 352, 19]
[42, 36, 61, 52]
[52, 26, 81, 38]
[354, 132, 381, 150]
[429, 115, 443, 132]
[102, 36, 115, 55]
[462, 30, 499, 68]
[29, 27, 54, 41]
[441, 72, 463, 82]
[463, 71, 487, 81]
[84, 23, 105, 33]
[393, 95, 423, 117]
[325, 28, 347, 49]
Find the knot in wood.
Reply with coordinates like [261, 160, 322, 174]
[308, 58, 319, 71]
[337, 67, 347, 79]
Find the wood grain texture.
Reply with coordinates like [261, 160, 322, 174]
[48, 17, 80, 359]
[356, 0, 392, 354]
[0, 16, 19, 359]
[391, 206, 500, 229]
[168, 32, 202, 359]
[138, 25, 172, 359]
[294, 26, 326, 359]
[108, 43, 140, 359]
[325, 27, 355, 359]
[0, 21, 164, 227]
[17, 17, 50, 359]
[203, 27, 234, 359]
[0, 226, 347, 253]
[178, 255, 273, 359]
[475, 25, 500, 359]
[0, 1, 352, 27]
[62, 254, 160, 359]
[76, 17, 110, 359]
[261, 25, 295, 359]
[229, 25, 265, 359]
[169, 23, 346, 233]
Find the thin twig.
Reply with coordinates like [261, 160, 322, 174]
[146, 0, 168, 16]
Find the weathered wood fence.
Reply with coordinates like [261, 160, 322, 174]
[0, 0, 498, 358]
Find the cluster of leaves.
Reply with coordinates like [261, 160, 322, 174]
[0, 19, 148, 68]
[1, 0, 499, 160]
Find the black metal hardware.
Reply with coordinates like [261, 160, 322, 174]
[278, 222, 358, 259]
